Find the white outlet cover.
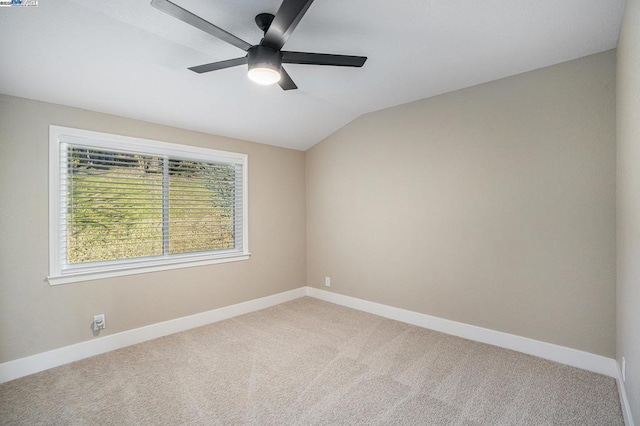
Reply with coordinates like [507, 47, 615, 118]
[94, 314, 106, 329]
[324, 277, 331, 287]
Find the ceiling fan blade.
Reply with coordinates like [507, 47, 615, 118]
[188, 57, 248, 74]
[282, 51, 367, 67]
[262, 0, 315, 50]
[151, 0, 252, 52]
[278, 67, 298, 90]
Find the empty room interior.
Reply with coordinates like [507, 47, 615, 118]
[0, 0, 639, 424]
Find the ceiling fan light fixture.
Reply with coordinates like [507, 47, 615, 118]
[247, 45, 282, 86]
[248, 64, 281, 85]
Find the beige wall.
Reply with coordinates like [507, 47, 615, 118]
[0, 94, 306, 363]
[617, 0, 640, 420]
[306, 51, 617, 357]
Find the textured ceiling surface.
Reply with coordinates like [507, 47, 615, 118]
[0, 0, 625, 150]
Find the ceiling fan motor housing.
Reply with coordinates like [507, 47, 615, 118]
[248, 45, 283, 72]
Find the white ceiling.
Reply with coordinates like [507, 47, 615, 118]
[0, 0, 625, 150]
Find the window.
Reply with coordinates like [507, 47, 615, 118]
[48, 126, 249, 285]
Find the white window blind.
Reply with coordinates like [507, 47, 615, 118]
[48, 126, 249, 285]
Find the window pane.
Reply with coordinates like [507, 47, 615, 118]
[168, 160, 236, 254]
[66, 147, 164, 264]
[51, 126, 248, 284]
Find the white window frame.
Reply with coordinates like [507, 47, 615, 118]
[48, 125, 249, 285]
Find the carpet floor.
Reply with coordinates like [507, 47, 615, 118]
[0, 297, 624, 425]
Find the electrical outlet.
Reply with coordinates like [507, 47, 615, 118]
[622, 357, 626, 382]
[93, 314, 106, 331]
[324, 276, 331, 287]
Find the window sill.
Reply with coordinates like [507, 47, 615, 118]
[47, 253, 251, 285]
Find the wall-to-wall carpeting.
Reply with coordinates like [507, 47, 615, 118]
[0, 298, 623, 425]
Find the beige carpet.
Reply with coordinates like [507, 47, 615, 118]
[0, 297, 624, 425]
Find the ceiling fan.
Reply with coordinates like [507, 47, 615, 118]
[150, 0, 367, 90]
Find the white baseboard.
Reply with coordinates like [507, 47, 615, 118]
[305, 287, 618, 379]
[1, 284, 623, 401]
[0, 287, 307, 384]
[616, 361, 636, 426]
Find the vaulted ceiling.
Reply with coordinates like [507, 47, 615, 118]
[0, 0, 625, 150]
